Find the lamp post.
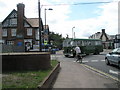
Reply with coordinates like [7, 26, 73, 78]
[38, 0, 42, 51]
[72, 27, 75, 39]
[74, 32, 76, 39]
[44, 8, 53, 44]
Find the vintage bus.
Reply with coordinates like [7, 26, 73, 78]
[63, 38, 103, 57]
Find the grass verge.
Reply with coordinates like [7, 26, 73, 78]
[2, 60, 58, 89]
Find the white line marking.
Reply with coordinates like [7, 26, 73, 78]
[51, 56, 61, 58]
[109, 70, 119, 75]
[101, 60, 105, 62]
[82, 60, 89, 63]
[82, 64, 120, 82]
[91, 60, 99, 62]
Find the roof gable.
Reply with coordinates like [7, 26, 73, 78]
[100, 32, 109, 41]
[2, 9, 17, 24]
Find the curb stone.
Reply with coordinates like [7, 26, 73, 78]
[37, 62, 60, 89]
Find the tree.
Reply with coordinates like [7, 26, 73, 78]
[49, 31, 65, 49]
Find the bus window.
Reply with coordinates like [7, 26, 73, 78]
[77, 41, 82, 46]
[90, 41, 93, 45]
[95, 41, 101, 45]
[70, 41, 74, 46]
[88, 41, 91, 45]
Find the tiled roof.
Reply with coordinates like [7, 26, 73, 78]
[26, 18, 39, 27]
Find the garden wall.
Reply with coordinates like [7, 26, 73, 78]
[2, 52, 51, 71]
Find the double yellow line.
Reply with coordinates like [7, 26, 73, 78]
[81, 64, 120, 82]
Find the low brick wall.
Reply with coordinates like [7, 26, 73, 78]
[2, 52, 51, 71]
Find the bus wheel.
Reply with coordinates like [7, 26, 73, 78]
[65, 55, 69, 57]
[94, 52, 99, 55]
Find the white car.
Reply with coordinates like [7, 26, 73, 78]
[105, 48, 120, 67]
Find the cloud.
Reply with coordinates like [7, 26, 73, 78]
[47, 0, 119, 38]
[0, 0, 118, 39]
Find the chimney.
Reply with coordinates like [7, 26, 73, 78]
[15, 3, 25, 52]
[102, 29, 105, 34]
[17, 3, 25, 38]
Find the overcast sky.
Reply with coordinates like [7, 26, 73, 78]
[0, 0, 119, 38]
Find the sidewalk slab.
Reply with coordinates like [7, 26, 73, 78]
[53, 61, 119, 88]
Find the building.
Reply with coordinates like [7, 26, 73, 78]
[1, 3, 44, 52]
[89, 29, 115, 49]
[114, 34, 120, 48]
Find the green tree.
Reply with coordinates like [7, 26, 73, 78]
[49, 32, 65, 49]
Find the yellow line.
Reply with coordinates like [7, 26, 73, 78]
[81, 64, 120, 82]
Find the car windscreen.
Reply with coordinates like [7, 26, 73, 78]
[117, 48, 120, 53]
[112, 48, 118, 53]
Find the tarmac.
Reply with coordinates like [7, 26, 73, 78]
[52, 49, 119, 88]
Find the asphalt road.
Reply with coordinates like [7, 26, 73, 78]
[82, 54, 120, 79]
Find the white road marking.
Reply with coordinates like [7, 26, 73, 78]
[109, 70, 119, 75]
[91, 60, 99, 62]
[82, 60, 89, 63]
[82, 64, 120, 82]
[101, 60, 105, 62]
[51, 56, 61, 57]
[73, 60, 105, 63]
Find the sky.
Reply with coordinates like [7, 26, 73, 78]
[0, 0, 119, 38]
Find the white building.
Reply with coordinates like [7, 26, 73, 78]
[89, 29, 115, 49]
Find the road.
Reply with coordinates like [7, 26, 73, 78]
[82, 54, 120, 80]
[51, 50, 120, 88]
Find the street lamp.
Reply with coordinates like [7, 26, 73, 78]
[74, 32, 76, 39]
[72, 27, 75, 39]
[44, 8, 53, 44]
[38, 0, 42, 51]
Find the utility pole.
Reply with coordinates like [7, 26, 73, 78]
[38, 0, 42, 51]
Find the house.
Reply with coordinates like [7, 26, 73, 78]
[89, 29, 115, 49]
[1, 3, 44, 52]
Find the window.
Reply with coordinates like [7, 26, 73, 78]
[2, 29, 7, 37]
[10, 19, 17, 25]
[0, 40, 5, 44]
[35, 29, 39, 40]
[11, 29, 16, 36]
[27, 28, 32, 36]
[7, 41, 14, 45]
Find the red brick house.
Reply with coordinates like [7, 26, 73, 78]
[1, 3, 43, 52]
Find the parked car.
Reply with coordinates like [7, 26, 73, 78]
[105, 48, 120, 67]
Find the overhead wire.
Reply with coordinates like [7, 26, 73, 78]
[42, 1, 116, 6]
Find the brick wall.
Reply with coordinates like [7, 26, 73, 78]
[2, 52, 51, 71]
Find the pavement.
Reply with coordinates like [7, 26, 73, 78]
[52, 49, 119, 88]
[100, 49, 112, 55]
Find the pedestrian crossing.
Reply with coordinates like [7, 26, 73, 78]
[51, 55, 106, 63]
[74, 59, 106, 63]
